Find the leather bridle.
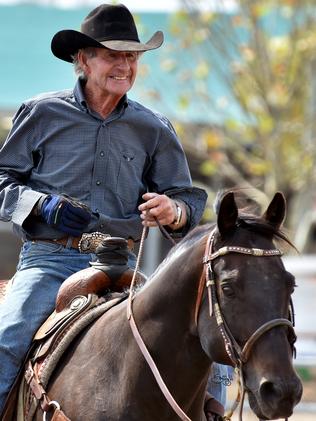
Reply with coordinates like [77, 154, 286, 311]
[127, 226, 297, 421]
[201, 228, 296, 421]
[202, 228, 296, 365]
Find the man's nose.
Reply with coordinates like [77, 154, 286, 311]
[117, 54, 130, 68]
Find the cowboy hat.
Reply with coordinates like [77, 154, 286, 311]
[51, 3, 164, 63]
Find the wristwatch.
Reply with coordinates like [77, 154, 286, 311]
[173, 202, 182, 226]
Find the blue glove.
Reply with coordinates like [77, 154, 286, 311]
[41, 195, 91, 237]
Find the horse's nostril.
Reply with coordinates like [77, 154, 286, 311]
[259, 380, 282, 401]
[257, 377, 302, 419]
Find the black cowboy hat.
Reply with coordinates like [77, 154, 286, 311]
[51, 3, 164, 63]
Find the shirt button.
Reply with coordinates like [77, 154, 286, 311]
[100, 151, 105, 157]
[96, 180, 101, 185]
[100, 224, 104, 229]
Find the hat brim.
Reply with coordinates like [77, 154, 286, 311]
[51, 29, 164, 63]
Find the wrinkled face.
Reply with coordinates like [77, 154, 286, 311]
[82, 47, 139, 98]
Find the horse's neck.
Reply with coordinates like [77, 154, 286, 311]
[132, 240, 207, 359]
[138, 241, 203, 324]
[129, 240, 210, 415]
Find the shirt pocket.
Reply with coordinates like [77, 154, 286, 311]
[115, 149, 146, 204]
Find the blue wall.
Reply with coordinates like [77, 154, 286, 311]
[0, 4, 238, 123]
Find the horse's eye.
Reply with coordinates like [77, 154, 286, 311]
[221, 284, 235, 297]
[290, 285, 296, 295]
[286, 271, 296, 294]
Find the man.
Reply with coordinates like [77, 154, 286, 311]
[0, 3, 224, 418]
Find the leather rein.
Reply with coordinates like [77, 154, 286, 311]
[127, 226, 297, 421]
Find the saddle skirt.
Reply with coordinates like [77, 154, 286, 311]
[19, 292, 128, 421]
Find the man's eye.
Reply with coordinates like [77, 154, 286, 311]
[103, 52, 116, 60]
[127, 53, 137, 61]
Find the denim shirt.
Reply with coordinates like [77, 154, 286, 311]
[0, 79, 207, 241]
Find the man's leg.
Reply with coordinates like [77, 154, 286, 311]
[0, 240, 93, 413]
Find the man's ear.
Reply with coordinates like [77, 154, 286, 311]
[77, 49, 90, 74]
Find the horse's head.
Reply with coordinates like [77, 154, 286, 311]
[198, 191, 302, 420]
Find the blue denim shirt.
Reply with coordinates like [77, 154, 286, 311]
[0, 79, 207, 241]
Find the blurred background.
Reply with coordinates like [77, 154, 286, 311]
[0, 0, 315, 419]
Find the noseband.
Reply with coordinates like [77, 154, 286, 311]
[201, 228, 296, 421]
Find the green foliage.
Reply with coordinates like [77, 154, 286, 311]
[156, 1, 316, 232]
[296, 366, 313, 382]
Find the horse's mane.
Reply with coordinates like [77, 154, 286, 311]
[174, 206, 293, 247]
[236, 213, 294, 247]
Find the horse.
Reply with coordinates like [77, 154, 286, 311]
[31, 191, 302, 421]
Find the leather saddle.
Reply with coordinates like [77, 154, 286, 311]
[1, 236, 146, 421]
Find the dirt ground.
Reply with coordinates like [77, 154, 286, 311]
[229, 412, 315, 420]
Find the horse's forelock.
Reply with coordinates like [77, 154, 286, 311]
[237, 213, 295, 249]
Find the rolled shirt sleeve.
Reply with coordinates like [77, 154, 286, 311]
[0, 104, 46, 228]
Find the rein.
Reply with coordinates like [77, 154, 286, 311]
[127, 220, 191, 421]
[127, 225, 296, 421]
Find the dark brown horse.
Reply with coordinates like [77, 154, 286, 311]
[33, 191, 302, 421]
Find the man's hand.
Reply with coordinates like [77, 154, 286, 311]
[40, 194, 91, 236]
[203, 391, 225, 421]
[138, 192, 183, 227]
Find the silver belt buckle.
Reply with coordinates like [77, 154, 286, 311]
[78, 232, 111, 253]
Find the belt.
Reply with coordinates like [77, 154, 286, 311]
[31, 232, 134, 253]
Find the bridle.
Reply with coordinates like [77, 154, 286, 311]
[127, 226, 297, 421]
[201, 228, 297, 421]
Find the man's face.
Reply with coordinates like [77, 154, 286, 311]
[83, 47, 139, 98]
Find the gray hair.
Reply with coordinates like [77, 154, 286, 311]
[72, 48, 97, 80]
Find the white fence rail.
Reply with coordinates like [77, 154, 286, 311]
[283, 255, 316, 366]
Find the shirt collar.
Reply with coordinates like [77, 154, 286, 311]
[74, 78, 128, 114]
[74, 78, 88, 110]
[118, 94, 128, 110]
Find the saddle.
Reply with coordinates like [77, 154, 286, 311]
[56, 237, 146, 311]
[1, 237, 146, 421]
[21, 293, 127, 421]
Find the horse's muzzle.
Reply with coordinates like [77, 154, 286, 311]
[248, 375, 303, 420]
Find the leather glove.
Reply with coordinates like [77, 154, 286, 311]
[204, 392, 225, 421]
[40, 194, 91, 237]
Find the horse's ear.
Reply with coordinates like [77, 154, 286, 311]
[262, 192, 286, 228]
[217, 192, 238, 236]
